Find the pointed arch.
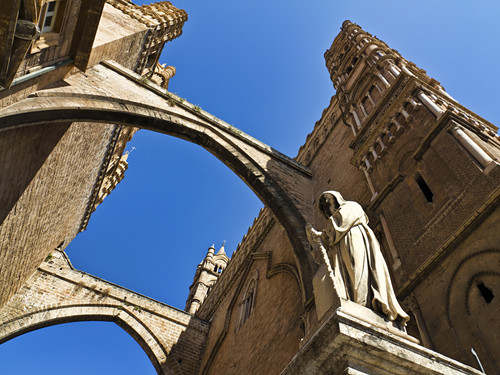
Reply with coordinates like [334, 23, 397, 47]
[0, 304, 170, 375]
[0, 61, 315, 304]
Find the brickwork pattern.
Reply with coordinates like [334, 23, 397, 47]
[198, 226, 303, 375]
[0, 251, 209, 375]
[0, 60, 317, 307]
[0, 123, 117, 306]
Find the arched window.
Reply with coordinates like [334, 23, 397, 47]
[237, 270, 258, 330]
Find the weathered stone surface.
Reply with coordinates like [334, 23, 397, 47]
[282, 299, 481, 375]
[0, 7, 499, 375]
[0, 250, 209, 375]
[0, 61, 316, 307]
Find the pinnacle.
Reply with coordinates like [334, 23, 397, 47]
[216, 243, 226, 255]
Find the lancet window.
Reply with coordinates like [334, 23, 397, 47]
[236, 270, 258, 330]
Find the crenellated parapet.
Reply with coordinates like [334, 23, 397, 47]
[79, 125, 138, 232]
[94, 126, 138, 208]
[107, 0, 187, 34]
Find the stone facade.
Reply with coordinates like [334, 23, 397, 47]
[0, 250, 209, 374]
[0, 0, 187, 307]
[0, 3, 499, 375]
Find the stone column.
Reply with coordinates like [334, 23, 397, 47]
[376, 71, 390, 88]
[377, 135, 388, 154]
[450, 125, 494, 169]
[417, 90, 444, 117]
[351, 109, 362, 128]
[349, 122, 358, 136]
[405, 294, 434, 350]
[388, 63, 401, 78]
[360, 103, 368, 118]
[400, 108, 413, 123]
[360, 163, 377, 199]
[390, 118, 404, 133]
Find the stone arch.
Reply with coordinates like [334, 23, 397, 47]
[0, 304, 172, 375]
[447, 249, 500, 373]
[0, 62, 315, 304]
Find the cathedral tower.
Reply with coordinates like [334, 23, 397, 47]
[185, 244, 229, 315]
[325, 20, 500, 373]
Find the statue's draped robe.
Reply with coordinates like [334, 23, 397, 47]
[322, 192, 409, 325]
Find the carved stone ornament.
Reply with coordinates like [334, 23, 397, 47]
[306, 190, 409, 326]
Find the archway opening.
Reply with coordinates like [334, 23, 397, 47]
[67, 129, 263, 309]
[0, 321, 157, 375]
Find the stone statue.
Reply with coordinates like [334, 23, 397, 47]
[306, 191, 409, 326]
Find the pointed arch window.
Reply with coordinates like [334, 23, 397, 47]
[237, 270, 258, 330]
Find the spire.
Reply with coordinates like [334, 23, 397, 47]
[216, 242, 226, 256]
[186, 242, 230, 315]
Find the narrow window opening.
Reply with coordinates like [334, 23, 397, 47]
[237, 275, 257, 330]
[416, 175, 433, 203]
[477, 282, 494, 303]
[42, 1, 59, 33]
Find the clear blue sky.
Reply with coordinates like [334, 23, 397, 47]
[2, 1, 499, 374]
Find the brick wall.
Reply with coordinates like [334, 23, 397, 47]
[198, 224, 303, 375]
[0, 250, 209, 375]
[0, 123, 119, 307]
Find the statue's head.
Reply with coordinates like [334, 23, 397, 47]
[318, 191, 344, 218]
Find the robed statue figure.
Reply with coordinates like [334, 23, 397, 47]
[306, 191, 409, 326]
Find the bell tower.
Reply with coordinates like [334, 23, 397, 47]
[185, 243, 229, 315]
[325, 21, 500, 372]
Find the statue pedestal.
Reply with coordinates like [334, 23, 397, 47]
[282, 299, 482, 375]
